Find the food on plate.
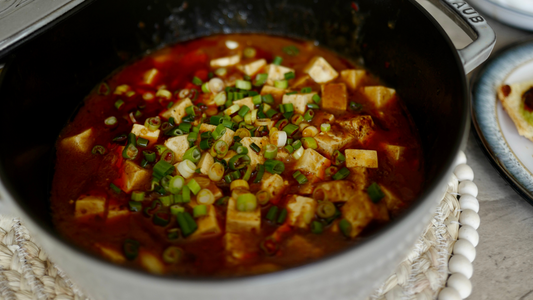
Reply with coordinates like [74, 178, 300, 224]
[51, 34, 424, 276]
[498, 79, 533, 141]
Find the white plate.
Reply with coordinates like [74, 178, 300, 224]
[472, 40, 533, 203]
[470, 0, 533, 31]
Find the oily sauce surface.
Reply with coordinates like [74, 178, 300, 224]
[51, 34, 424, 277]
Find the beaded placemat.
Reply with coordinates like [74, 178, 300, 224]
[0, 151, 479, 300]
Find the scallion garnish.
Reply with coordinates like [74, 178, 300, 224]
[236, 80, 252, 90]
[274, 80, 288, 89]
[91, 145, 106, 155]
[367, 182, 385, 203]
[193, 205, 208, 218]
[311, 221, 324, 234]
[153, 160, 175, 180]
[250, 142, 261, 153]
[284, 72, 295, 80]
[236, 193, 258, 212]
[264, 144, 278, 159]
[265, 159, 285, 174]
[282, 45, 300, 56]
[114, 99, 125, 110]
[192, 76, 203, 86]
[123, 239, 140, 260]
[105, 116, 118, 127]
[277, 208, 287, 224]
[339, 219, 352, 237]
[272, 56, 283, 65]
[303, 109, 315, 121]
[266, 206, 279, 222]
[349, 101, 363, 111]
[332, 167, 350, 180]
[110, 183, 122, 194]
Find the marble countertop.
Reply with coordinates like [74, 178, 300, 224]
[417, 1, 533, 299]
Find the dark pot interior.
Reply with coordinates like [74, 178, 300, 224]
[0, 0, 467, 268]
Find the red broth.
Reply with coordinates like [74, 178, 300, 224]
[51, 34, 424, 277]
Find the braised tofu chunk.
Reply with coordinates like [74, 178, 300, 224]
[60, 128, 95, 154]
[282, 93, 316, 115]
[118, 160, 152, 193]
[226, 196, 261, 233]
[260, 173, 288, 203]
[160, 98, 193, 123]
[303, 56, 338, 83]
[321, 83, 348, 111]
[142, 68, 160, 85]
[239, 137, 269, 168]
[336, 115, 374, 143]
[261, 85, 287, 103]
[313, 180, 358, 202]
[314, 129, 355, 157]
[362, 86, 396, 109]
[96, 244, 126, 264]
[224, 232, 259, 265]
[200, 123, 235, 147]
[139, 251, 165, 274]
[75, 195, 106, 219]
[223, 150, 238, 163]
[381, 186, 404, 215]
[293, 148, 331, 179]
[341, 191, 378, 238]
[286, 195, 317, 229]
[275, 147, 290, 162]
[210, 54, 241, 68]
[266, 64, 295, 86]
[189, 205, 222, 240]
[341, 69, 367, 90]
[345, 149, 378, 168]
[233, 97, 255, 110]
[284, 235, 324, 261]
[165, 135, 190, 161]
[131, 124, 160, 145]
[238, 59, 267, 76]
[384, 145, 405, 162]
[346, 166, 368, 187]
[291, 74, 313, 89]
[197, 152, 215, 175]
[107, 204, 130, 221]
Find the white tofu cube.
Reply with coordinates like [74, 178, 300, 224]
[224, 232, 258, 265]
[131, 124, 160, 145]
[261, 85, 288, 103]
[223, 150, 238, 163]
[226, 196, 261, 233]
[233, 97, 255, 110]
[165, 135, 190, 161]
[341, 69, 367, 90]
[96, 244, 126, 263]
[341, 190, 377, 238]
[197, 152, 215, 175]
[199, 123, 235, 147]
[314, 130, 355, 157]
[345, 149, 378, 168]
[118, 160, 152, 193]
[210, 54, 241, 68]
[189, 205, 222, 240]
[321, 83, 348, 111]
[384, 145, 405, 162]
[143, 68, 160, 85]
[239, 137, 269, 168]
[238, 59, 267, 76]
[286, 195, 317, 229]
[381, 185, 403, 214]
[293, 148, 331, 180]
[107, 204, 130, 221]
[266, 64, 295, 86]
[362, 86, 396, 109]
[313, 180, 358, 202]
[160, 97, 193, 123]
[303, 56, 338, 83]
[60, 128, 95, 153]
[260, 173, 288, 203]
[336, 115, 374, 142]
[75, 195, 106, 219]
[347, 166, 368, 188]
[139, 251, 165, 274]
[291, 75, 313, 89]
[282, 93, 316, 115]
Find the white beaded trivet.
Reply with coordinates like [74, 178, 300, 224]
[0, 152, 479, 300]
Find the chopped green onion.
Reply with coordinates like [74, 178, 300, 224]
[176, 212, 197, 237]
[200, 138, 214, 150]
[312, 94, 321, 104]
[294, 173, 308, 184]
[320, 123, 331, 132]
[272, 56, 283, 65]
[153, 160, 175, 180]
[92, 145, 106, 155]
[253, 164, 266, 183]
[185, 105, 196, 116]
[274, 80, 288, 89]
[221, 119, 234, 129]
[215, 68, 227, 77]
[235, 80, 252, 90]
[182, 115, 195, 123]
[188, 131, 199, 144]
[165, 127, 184, 136]
[266, 109, 278, 118]
[123, 239, 140, 260]
[167, 102, 174, 109]
[228, 154, 251, 170]
[277, 208, 287, 224]
[193, 204, 208, 218]
[128, 201, 142, 212]
[349, 101, 363, 111]
[339, 219, 352, 237]
[98, 82, 111, 95]
[153, 212, 171, 227]
[311, 221, 324, 234]
[303, 109, 315, 121]
[212, 124, 227, 140]
[332, 167, 350, 180]
[262, 94, 274, 104]
[302, 137, 318, 149]
[301, 87, 312, 93]
[367, 182, 385, 203]
[169, 176, 185, 194]
[144, 116, 161, 131]
[256, 190, 271, 205]
[332, 150, 346, 166]
[317, 201, 336, 218]
[236, 193, 258, 212]
[131, 191, 145, 201]
[214, 92, 227, 106]
[137, 138, 149, 148]
[155, 145, 167, 155]
[216, 196, 230, 206]
[293, 146, 305, 160]
[235, 144, 249, 155]
[238, 105, 250, 118]
[244, 47, 256, 58]
[183, 146, 201, 163]
[307, 103, 320, 110]
[162, 246, 184, 264]
[290, 114, 304, 125]
[282, 45, 300, 56]
[159, 195, 173, 206]
[292, 139, 302, 150]
[173, 194, 183, 204]
[284, 145, 294, 153]
[192, 76, 203, 86]
[212, 140, 229, 158]
[170, 204, 185, 215]
[254, 73, 269, 86]
[197, 189, 215, 205]
[284, 72, 295, 80]
[114, 99, 125, 110]
[243, 164, 253, 181]
[182, 185, 191, 203]
[105, 116, 118, 127]
[134, 110, 143, 118]
[179, 122, 192, 133]
[122, 144, 139, 160]
[252, 94, 262, 105]
[325, 166, 339, 178]
[250, 142, 261, 153]
[264, 144, 278, 159]
[266, 206, 279, 221]
[282, 123, 299, 136]
[265, 159, 285, 174]
[285, 91, 298, 95]
[187, 179, 201, 195]
[110, 183, 122, 194]
[201, 82, 210, 93]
